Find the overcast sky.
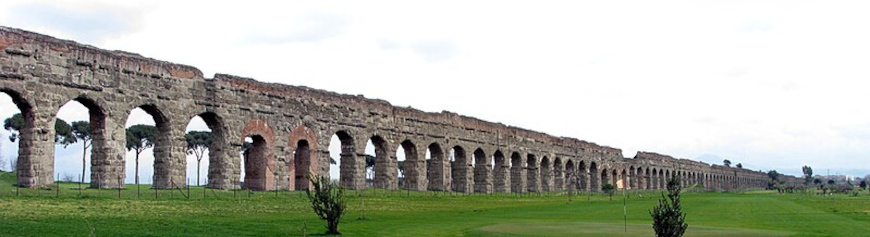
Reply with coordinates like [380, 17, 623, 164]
[1, 0, 869, 181]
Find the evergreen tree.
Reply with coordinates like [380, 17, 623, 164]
[185, 131, 213, 186]
[650, 174, 688, 237]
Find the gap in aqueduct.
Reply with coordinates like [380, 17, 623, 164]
[124, 107, 157, 187]
[54, 100, 93, 185]
[0, 92, 22, 175]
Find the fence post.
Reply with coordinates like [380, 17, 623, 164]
[118, 176, 122, 199]
[78, 174, 82, 196]
[98, 174, 102, 198]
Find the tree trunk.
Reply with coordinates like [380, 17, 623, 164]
[135, 151, 140, 185]
[81, 143, 87, 184]
[197, 158, 201, 187]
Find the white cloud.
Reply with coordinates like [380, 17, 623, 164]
[3, 0, 152, 44]
[246, 12, 350, 44]
[410, 40, 457, 63]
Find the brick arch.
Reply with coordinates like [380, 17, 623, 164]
[492, 149, 509, 193]
[56, 95, 113, 188]
[552, 157, 564, 191]
[325, 129, 362, 189]
[564, 159, 576, 191]
[426, 142, 446, 191]
[123, 102, 177, 189]
[288, 124, 318, 190]
[397, 139, 422, 190]
[0, 87, 42, 187]
[184, 111, 230, 189]
[366, 134, 394, 190]
[526, 153, 540, 192]
[540, 156, 553, 191]
[472, 147, 491, 194]
[240, 119, 276, 191]
[449, 145, 471, 193]
[2, 27, 773, 192]
[509, 151, 524, 193]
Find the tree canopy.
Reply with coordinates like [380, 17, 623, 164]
[802, 165, 813, 185]
[126, 125, 157, 153]
[185, 130, 212, 186]
[185, 131, 213, 158]
[4, 113, 75, 146]
[126, 124, 157, 184]
[71, 121, 91, 143]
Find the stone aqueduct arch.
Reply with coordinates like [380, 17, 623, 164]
[0, 27, 773, 191]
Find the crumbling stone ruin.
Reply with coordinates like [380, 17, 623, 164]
[0, 26, 773, 192]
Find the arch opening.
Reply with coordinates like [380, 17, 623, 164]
[565, 160, 575, 191]
[124, 106, 164, 188]
[553, 157, 563, 191]
[450, 146, 469, 193]
[526, 154, 538, 192]
[0, 90, 31, 185]
[426, 143, 444, 191]
[241, 135, 273, 190]
[54, 98, 105, 186]
[366, 135, 392, 190]
[492, 150, 508, 193]
[510, 152, 523, 193]
[294, 139, 311, 190]
[185, 113, 223, 188]
[329, 131, 357, 189]
[589, 162, 599, 192]
[540, 156, 551, 191]
[472, 148, 489, 193]
[398, 140, 418, 190]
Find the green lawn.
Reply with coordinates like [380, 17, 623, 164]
[1, 171, 868, 236]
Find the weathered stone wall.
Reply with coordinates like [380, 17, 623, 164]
[0, 26, 781, 191]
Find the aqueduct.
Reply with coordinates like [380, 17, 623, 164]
[0, 26, 770, 192]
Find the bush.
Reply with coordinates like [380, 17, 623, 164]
[305, 173, 346, 235]
[601, 183, 615, 200]
[650, 174, 688, 237]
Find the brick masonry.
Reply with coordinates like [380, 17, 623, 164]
[0, 26, 781, 191]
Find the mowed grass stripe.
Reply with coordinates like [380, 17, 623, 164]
[2, 172, 870, 236]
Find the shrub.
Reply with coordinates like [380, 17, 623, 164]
[305, 173, 346, 235]
[601, 183, 615, 200]
[650, 174, 688, 237]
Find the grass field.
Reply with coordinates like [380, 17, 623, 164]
[1, 171, 869, 236]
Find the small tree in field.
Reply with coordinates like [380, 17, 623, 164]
[71, 121, 92, 184]
[861, 180, 868, 195]
[185, 131, 212, 186]
[126, 125, 157, 185]
[650, 174, 688, 237]
[601, 183, 615, 200]
[306, 173, 346, 235]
